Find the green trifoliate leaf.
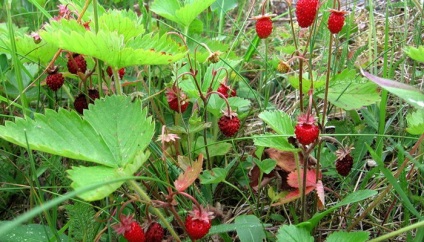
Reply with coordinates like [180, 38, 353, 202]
[40, 18, 186, 68]
[406, 110, 424, 135]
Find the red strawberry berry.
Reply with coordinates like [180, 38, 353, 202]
[335, 146, 354, 176]
[107, 66, 125, 79]
[185, 207, 214, 240]
[74, 93, 88, 114]
[217, 82, 236, 98]
[327, 10, 346, 34]
[166, 86, 189, 113]
[294, 114, 319, 145]
[218, 111, 240, 137]
[145, 222, 164, 242]
[255, 16, 273, 39]
[295, 0, 319, 28]
[88, 89, 100, 102]
[113, 215, 145, 242]
[46, 72, 65, 91]
[67, 54, 87, 74]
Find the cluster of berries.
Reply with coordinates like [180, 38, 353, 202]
[45, 52, 126, 114]
[166, 81, 240, 137]
[114, 215, 165, 242]
[114, 208, 213, 241]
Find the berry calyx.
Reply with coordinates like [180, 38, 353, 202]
[185, 207, 214, 240]
[166, 86, 189, 113]
[217, 82, 236, 98]
[294, 114, 320, 146]
[46, 71, 65, 91]
[335, 146, 354, 176]
[327, 9, 347, 34]
[255, 15, 273, 39]
[113, 215, 145, 242]
[295, 0, 319, 28]
[218, 110, 240, 137]
[67, 54, 87, 74]
[107, 66, 125, 79]
[145, 222, 164, 242]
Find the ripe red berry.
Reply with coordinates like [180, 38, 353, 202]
[255, 16, 273, 39]
[295, 0, 319, 28]
[335, 146, 354, 176]
[217, 82, 236, 98]
[166, 86, 189, 113]
[46, 72, 64, 91]
[106, 66, 125, 79]
[113, 215, 145, 242]
[327, 10, 346, 34]
[74, 93, 88, 114]
[124, 222, 145, 242]
[185, 208, 214, 240]
[67, 54, 87, 74]
[294, 114, 319, 146]
[218, 111, 240, 137]
[145, 222, 164, 242]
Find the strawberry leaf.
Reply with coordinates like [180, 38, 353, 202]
[258, 110, 294, 135]
[317, 69, 380, 110]
[326, 231, 370, 242]
[287, 169, 317, 188]
[174, 154, 204, 192]
[68, 150, 150, 201]
[40, 18, 186, 68]
[84, 96, 154, 167]
[316, 180, 325, 209]
[0, 222, 69, 242]
[253, 158, 277, 175]
[235, 215, 267, 242]
[406, 110, 424, 135]
[0, 109, 116, 167]
[276, 225, 314, 242]
[0, 23, 57, 64]
[151, 0, 216, 28]
[253, 134, 298, 152]
[405, 45, 424, 63]
[200, 168, 227, 184]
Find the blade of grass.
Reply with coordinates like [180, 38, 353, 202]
[6, 0, 29, 117]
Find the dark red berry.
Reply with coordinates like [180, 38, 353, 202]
[218, 112, 240, 137]
[166, 86, 189, 113]
[107, 66, 125, 79]
[46, 72, 65, 91]
[145, 222, 164, 242]
[74, 93, 88, 114]
[67, 54, 87, 74]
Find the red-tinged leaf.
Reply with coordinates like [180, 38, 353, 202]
[174, 154, 203, 192]
[316, 180, 325, 209]
[272, 186, 315, 206]
[248, 165, 276, 192]
[287, 169, 317, 188]
[265, 148, 299, 172]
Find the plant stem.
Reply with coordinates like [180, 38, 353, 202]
[321, 34, 334, 129]
[127, 180, 181, 242]
[112, 68, 123, 95]
[6, 0, 29, 117]
[368, 220, 424, 242]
